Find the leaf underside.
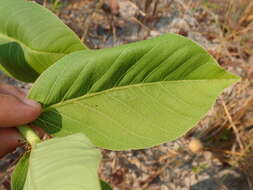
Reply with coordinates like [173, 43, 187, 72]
[0, 0, 86, 82]
[29, 33, 239, 150]
[23, 134, 101, 190]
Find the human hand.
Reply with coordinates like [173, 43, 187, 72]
[0, 83, 41, 158]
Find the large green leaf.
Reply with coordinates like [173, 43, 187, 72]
[11, 152, 30, 190]
[29, 33, 239, 150]
[23, 134, 101, 190]
[0, 0, 87, 82]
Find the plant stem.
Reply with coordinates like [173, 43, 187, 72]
[18, 125, 41, 147]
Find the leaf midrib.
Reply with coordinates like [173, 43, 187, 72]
[41, 78, 239, 112]
[0, 33, 66, 56]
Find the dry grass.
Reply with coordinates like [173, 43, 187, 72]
[188, 0, 253, 186]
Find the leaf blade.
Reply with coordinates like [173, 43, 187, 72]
[23, 134, 101, 190]
[29, 33, 239, 150]
[0, 0, 87, 82]
[11, 152, 30, 190]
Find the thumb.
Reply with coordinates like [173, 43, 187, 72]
[0, 94, 41, 127]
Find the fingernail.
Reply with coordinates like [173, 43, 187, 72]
[23, 98, 41, 109]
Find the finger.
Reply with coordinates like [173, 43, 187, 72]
[0, 83, 38, 108]
[0, 94, 41, 127]
[0, 83, 27, 99]
[0, 128, 24, 158]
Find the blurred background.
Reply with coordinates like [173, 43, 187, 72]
[0, 0, 253, 189]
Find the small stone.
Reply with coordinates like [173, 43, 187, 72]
[189, 138, 203, 153]
[150, 30, 162, 37]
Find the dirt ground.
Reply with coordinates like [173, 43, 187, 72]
[0, 0, 253, 190]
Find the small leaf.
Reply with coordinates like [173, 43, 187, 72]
[0, 0, 87, 82]
[23, 134, 101, 190]
[100, 180, 113, 190]
[29, 33, 239, 150]
[11, 152, 30, 190]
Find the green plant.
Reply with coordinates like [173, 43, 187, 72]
[47, 0, 66, 13]
[0, 0, 240, 189]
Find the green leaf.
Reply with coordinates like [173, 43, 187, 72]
[11, 152, 30, 190]
[23, 133, 102, 190]
[0, 0, 87, 82]
[29, 33, 239, 150]
[100, 180, 113, 190]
